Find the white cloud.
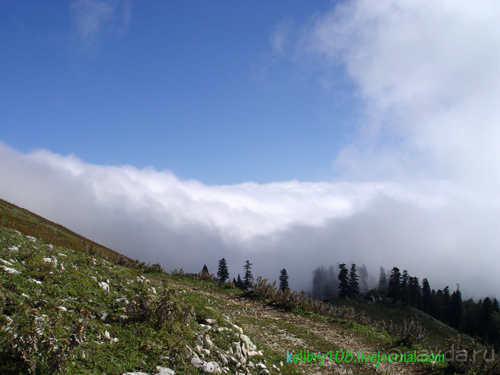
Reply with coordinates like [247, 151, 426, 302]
[270, 18, 293, 55]
[71, 0, 131, 49]
[1, 142, 498, 299]
[304, 0, 500, 185]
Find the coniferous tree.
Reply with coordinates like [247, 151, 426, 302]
[422, 278, 432, 313]
[401, 270, 409, 305]
[378, 267, 388, 291]
[312, 266, 327, 300]
[338, 263, 349, 299]
[243, 260, 253, 290]
[408, 276, 422, 309]
[443, 286, 451, 324]
[388, 267, 402, 300]
[449, 287, 463, 330]
[201, 264, 209, 279]
[217, 258, 229, 284]
[348, 264, 360, 298]
[236, 274, 243, 289]
[312, 265, 339, 301]
[481, 297, 494, 340]
[493, 298, 500, 314]
[279, 269, 289, 291]
[358, 264, 368, 293]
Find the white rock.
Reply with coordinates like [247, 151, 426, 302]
[217, 351, 229, 366]
[98, 282, 109, 291]
[205, 318, 217, 325]
[231, 323, 243, 334]
[233, 342, 242, 359]
[43, 258, 53, 263]
[239, 334, 257, 351]
[104, 331, 111, 340]
[0, 258, 12, 266]
[56, 306, 67, 312]
[8, 246, 19, 251]
[26, 236, 36, 241]
[2, 266, 20, 274]
[256, 363, 267, 369]
[202, 361, 220, 373]
[58, 252, 66, 257]
[156, 367, 175, 375]
[191, 354, 205, 368]
[123, 373, 149, 375]
[205, 336, 213, 348]
[240, 342, 247, 359]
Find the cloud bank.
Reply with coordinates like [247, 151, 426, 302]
[304, 0, 500, 185]
[1, 143, 498, 299]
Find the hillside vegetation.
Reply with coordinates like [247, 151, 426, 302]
[0, 198, 497, 374]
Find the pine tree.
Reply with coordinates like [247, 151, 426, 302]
[348, 264, 360, 298]
[243, 260, 253, 290]
[401, 270, 409, 305]
[236, 274, 243, 289]
[388, 267, 402, 300]
[338, 263, 349, 299]
[493, 298, 500, 314]
[422, 278, 432, 313]
[217, 258, 229, 284]
[408, 276, 422, 309]
[378, 267, 387, 291]
[358, 264, 368, 293]
[279, 269, 289, 291]
[442, 286, 451, 324]
[449, 286, 463, 330]
[201, 264, 209, 279]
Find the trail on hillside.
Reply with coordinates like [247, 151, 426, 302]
[172, 282, 432, 375]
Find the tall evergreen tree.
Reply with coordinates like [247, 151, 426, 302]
[338, 263, 349, 299]
[312, 266, 327, 300]
[236, 274, 243, 290]
[201, 264, 209, 279]
[217, 258, 229, 284]
[449, 287, 463, 330]
[243, 260, 253, 290]
[443, 286, 451, 323]
[378, 267, 388, 291]
[279, 269, 289, 291]
[493, 298, 500, 314]
[358, 264, 368, 293]
[401, 270, 409, 305]
[408, 276, 422, 309]
[422, 278, 432, 313]
[348, 264, 360, 298]
[388, 267, 402, 300]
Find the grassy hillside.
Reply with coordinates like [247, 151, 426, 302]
[0, 199, 497, 374]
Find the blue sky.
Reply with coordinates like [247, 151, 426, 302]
[1, 0, 359, 184]
[1, 0, 500, 298]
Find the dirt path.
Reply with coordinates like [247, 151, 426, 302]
[175, 283, 432, 375]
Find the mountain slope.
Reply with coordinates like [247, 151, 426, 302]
[0, 199, 488, 374]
